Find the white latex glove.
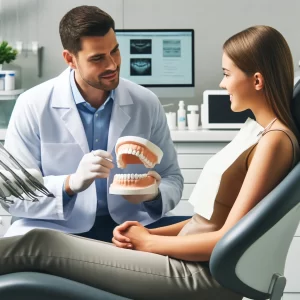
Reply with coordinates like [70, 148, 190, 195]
[69, 150, 114, 194]
[122, 170, 161, 204]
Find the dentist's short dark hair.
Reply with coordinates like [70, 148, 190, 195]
[59, 5, 115, 55]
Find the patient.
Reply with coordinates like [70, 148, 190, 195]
[0, 25, 298, 300]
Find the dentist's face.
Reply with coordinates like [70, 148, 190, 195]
[219, 52, 255, 112]
[74, 28, 121, 91]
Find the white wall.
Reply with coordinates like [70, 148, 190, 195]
[1, 0, 300, 111]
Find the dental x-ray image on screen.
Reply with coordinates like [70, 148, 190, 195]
[115, 29, 195, 97]
[130, 58, 152, 76]
[163, 40, 181, 57]
[130, 39, 152, 54]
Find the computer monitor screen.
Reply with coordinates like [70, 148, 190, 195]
[115, 29, 195, 97]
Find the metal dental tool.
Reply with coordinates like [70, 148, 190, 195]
[0, 143, 55, 198]
[0, 171, 26, 200]
[0, 160, 40, 201]
[0, 185, 13, 204]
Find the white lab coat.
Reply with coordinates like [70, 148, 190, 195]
[3, 68, 183, 237]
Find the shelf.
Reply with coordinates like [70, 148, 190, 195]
[170, 127, 239, 142]
[0, 89, 24, 101]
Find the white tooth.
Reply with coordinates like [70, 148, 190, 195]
[136, 151, 140, 156]
[127, 174, 130, 180]
[130, 174, 134, 180]
[140, 154, 144, 160]
[134, 174, 138, 179]
[128, 148, 133, 154]
[143, 174, 147, 178]
[132, 150, 136, 155]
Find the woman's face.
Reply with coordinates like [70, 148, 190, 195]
[219, 52, 256, 112]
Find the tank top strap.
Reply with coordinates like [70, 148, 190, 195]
[262, 129, 299, 167]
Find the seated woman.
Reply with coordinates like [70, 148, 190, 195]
[0, 25, 298, 300]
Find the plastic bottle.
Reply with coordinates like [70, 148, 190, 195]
[177, 100, 186, 130]
[0, 73, 5, 90]
[187, 105, 199, 130]
[4, 71, 15, 91]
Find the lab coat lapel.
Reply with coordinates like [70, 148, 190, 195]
[107, 79, 133, 154]
[51, 68, 89, 154]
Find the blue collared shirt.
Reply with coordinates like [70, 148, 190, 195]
[63, 70, 113, 215]
[63, 70, 162, 218]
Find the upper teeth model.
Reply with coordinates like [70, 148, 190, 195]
[109, 136, 163, 195]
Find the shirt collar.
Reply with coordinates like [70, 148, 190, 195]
[69, 69, 115, 107]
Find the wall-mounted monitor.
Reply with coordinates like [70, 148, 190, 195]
[115, 29, 195, 98]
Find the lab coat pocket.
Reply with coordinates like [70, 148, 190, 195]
[41, 143, 83, 176]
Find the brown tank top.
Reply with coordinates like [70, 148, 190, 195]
[178, 128, 300, 237]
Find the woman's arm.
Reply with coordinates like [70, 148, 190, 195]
[144, 230, 222, 261]
[127, 130, 294, 261]
[148, 218, 191, 236]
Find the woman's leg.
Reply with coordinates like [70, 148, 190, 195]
[0, 229, 242, 300]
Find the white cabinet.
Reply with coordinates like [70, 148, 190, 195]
[170, 131, 299, 299]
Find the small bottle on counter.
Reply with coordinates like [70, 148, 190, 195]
[187, 105, 199, 130]
[4, 71, 15, 91]
[177, 100, 186, 130]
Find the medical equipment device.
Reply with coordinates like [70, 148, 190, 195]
[201, 90, 254, 129]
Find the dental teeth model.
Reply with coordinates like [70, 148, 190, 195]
[109, 136, 163, 195]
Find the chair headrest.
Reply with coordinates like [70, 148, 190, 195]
[291, 80, 300, 131]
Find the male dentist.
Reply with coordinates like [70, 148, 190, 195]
[3, 5, 185, 240]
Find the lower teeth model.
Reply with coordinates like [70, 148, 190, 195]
[109, 136, 163, 195]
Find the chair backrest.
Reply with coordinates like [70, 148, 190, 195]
[210, 82, 300, 300]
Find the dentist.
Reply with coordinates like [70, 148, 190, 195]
[3, 5, 184, 240]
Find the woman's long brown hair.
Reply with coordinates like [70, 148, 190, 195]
[223, 25, 299, 141]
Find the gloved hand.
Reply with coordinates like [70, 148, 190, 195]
[122, 170, 161, 204]
[68, 150, 114, 194]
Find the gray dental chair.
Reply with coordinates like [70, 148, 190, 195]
[0, 83, 299, 300]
